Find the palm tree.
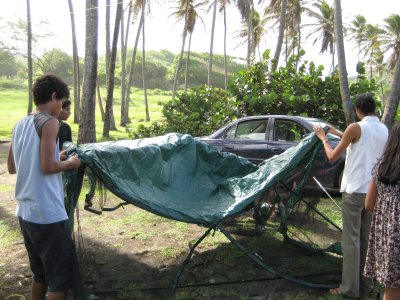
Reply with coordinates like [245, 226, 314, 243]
[360, 24, 383, 79]
[172, 0, 205, 98]
[219, 0, 232, 89]
[234, 10, 265, 60]
[124, 0, 143, 125]
[382, 52, 400, 128]
[106, 0, 111, 84]
[120, 1, 135, 126]
[78, 0, 98, 144]
[67, 0, 80, 124]
[103, 0, 123, 138]
[347, 14, 367, 59]
[304, 0, 335, 73]
[236, 0, 254, 67]
[380, 14, 400, 70]
[272, 0, 287, 71]
[184, 9, 199, 91]
[263, 0, 309, 66]
[26, 0, 33, 114]
[208, 0, 217, 86]
[333, 0, 354, 125]
[141, 0, 150, 122]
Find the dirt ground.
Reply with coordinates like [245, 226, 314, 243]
[0, 141, 379, 300]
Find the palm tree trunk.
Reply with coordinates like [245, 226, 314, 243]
[67, 0, 80, 124]
[208, 0, 217, 86]
[120, 0, 130, 127]
[105, 0, 111, 85]
[172, 0, 189, 100]
[78, 0, 98, 144]
[124, 11, 144, 125]
[272, 0, 287, 72]
[97, 81, 105, 121]
[333, 0, 354, 125]
[382, 55, 400, 128]
[26, 0, 33, 114]
[141, 0, 150, 122]
[185, 34, 192, 92]
[103, 0, 123, 138]
[223, 7, 228, 90]
[246, 6, 253, 67]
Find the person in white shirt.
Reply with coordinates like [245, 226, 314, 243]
[8, 74, 81, 300]
[313, 93, 388, 298]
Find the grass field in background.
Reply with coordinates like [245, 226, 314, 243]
[0, 88, 172, 142]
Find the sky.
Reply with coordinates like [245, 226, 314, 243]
[0, 0, 398, 77]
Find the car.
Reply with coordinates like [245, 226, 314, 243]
[198, 115, 345, 194]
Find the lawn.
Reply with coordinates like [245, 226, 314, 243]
[0, 87, 172, 142]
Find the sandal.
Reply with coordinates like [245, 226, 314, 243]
[329, 287, 342, 295]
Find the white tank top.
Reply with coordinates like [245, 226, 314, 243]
[340, 116, 388, 194]
[12, 113, 67, 224]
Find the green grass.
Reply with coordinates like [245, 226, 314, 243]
[0, 184, 14, 192]
[0, 87, 172, 142]
[0, 220, 21, 249]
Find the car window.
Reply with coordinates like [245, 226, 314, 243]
[226, 120, 268, 140]
[274, 120, 308, 142]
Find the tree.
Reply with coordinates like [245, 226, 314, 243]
[26, 0, 33, 114]
[120, 0, 132, 126]
[271, 0, 287, 71]
[236, 0, 254, 67]
[67, 0, 81, 124]
[36, 49, 73, 79]
[360, 24, 383, 79]
[172, 0, 190, 99]
[382, 53, 400, 128]
[380, 14, 400, 70]
[219, 0, 231, 89]
[103, 0, 123, 137]
[78, 0, 98, 144]
[0, 49, 18, 78]
[304, 0, 335, 73]
[124, 0, 143, 124]
[333, 0, 354, 125]
[348, 14, 367, 59]
[141, 0, 150, 122]
[208, 0, 217, 86]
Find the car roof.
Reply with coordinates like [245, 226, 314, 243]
[207, 115, 334, 139]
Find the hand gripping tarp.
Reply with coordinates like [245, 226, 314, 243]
[64, 132, 339, 291]
[66, 132, 321, 226]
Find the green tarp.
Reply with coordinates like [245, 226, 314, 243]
[66, 132, 321, 226]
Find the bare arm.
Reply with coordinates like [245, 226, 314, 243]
[7, 144, 16, 174]
[40, 118, 81, 174]
[313, 123, 360, 162]
[328, 124, 343, 138]
[365, 180, 378, 212]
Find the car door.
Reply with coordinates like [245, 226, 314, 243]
[221, 118, 271, 164]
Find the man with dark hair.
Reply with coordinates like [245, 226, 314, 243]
[7, 74, 81, 300]
[58, 99, 72, 150]
[313, 93, 388, 298]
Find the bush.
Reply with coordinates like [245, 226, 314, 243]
[128, 85, 241, 139]
[0, 78, 27, 90]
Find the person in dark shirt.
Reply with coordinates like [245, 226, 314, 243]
[58, 99, 72, 150]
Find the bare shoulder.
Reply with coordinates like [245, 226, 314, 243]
[344, 122, 361, 143]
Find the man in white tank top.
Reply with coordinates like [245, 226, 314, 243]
[8, 75, 81, 300]
[313, 93, 388, 298]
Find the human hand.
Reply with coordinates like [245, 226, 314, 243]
[60, 150, 68, 161]
[67, 154, 81, 170]
[313, 124, 327, 142]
